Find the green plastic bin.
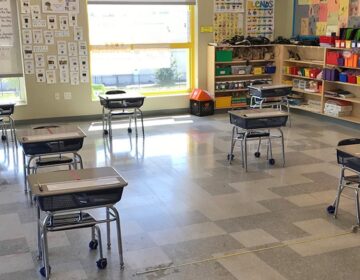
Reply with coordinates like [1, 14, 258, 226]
[215, 67, 231, 76]
[215, 50, 232, 62]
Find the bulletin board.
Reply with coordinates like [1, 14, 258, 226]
[293, 0, 360, 36]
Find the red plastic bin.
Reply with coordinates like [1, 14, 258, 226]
[326, 52, 341, 65]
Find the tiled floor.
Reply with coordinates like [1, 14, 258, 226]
[1, 112, 360, 279]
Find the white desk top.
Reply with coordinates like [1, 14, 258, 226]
[17, 125, 86, 144]
[337, 144, 360, 158]
[228, 108, 289, 119]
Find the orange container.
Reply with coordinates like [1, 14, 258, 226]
[190, 88, 212, 101]
[353, 54, 359, 68]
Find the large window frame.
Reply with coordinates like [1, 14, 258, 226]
[87, 4, 195, 98]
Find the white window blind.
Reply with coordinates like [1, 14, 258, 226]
[0, 0, 22, 77]
[88, 0, 196, 5]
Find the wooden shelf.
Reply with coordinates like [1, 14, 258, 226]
[325, 80, 360, 87]
[292, 88, 321, 96]
[325, 64, 360, 70]
[215, 89, 248, 93]
[323, 95, 360, 104]
[212, 44, 274, 48]
[283, 74, 323, 82]
[215, 105, 247, 110]
[284, 59, 324, 66]
[216, 59, 275, 65]
[326, 47, 355, 51]
[290, 105, 322, 114]
[215, 74, 273, 79]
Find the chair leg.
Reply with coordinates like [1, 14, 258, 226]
[228, 126, 236, 164]
[334, 167, 346, 218]
[109, 206, 124, 270]
[138, 109, 145, 137]
[356, 189, 360, 225]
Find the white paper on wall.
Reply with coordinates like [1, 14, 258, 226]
[44, 30, 54, 44]
[74, 27, 83, 41]
[47, 55, 58, 70]
[68, 42, 77, 56]
[20, 0, 31, 14]
[46, 69, 56, 84]
[79, 56, 88, 71]
[55, 30, 70, 37]
[69, 13, 77, 27]
[31, 5, 41, 20]
[32, 19, 47, 28]
[78, 41, 87, 56]
[22, 30, 32, 44]
[36, 68, 46, 82]
[47, 15, 57, 30]
[0, 0, 14, 46]
[33, 45, 48, 52]
[80, 70, 89, 83]
[21, 14, 32, 29]
[57, 41, 67, 55]
[42, 0, 79, 14]
[35, 53, 45, 68]
[70, 71, 79, 85]
[23, 45, 33, 59]
[58, 55, 69, 70]
[60, 68, 70, 83]
[24, 59, 34, 74]
[59, 15, 69, 31]
[69, 56, 79, 71]
[33, 29, 43, 44]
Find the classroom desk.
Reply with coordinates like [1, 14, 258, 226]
[28, 167, 127, 279]
[337, 144, 360, 159]
[17, 125, 86, 192]
[99, 93, 145, 138]
[0, 102, 16, 144]
[228, 109, 288, 171]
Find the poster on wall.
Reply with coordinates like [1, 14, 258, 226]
[214, 13, 244, 43]
[246, 0, 275, 40]
[0, 0, 14, 46]
[42, 0, 79, 14]
[214, 0, 244, 13]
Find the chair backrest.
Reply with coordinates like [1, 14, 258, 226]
[0, 104, 15, 116]
[337, 138, 360, 165]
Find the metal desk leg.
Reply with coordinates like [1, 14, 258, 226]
[229, 126, 236, 164]
[244, 131, 249, 172]
[139, 109, 145, 137]
[109, 113, 112, 138]
[109, 206, 124, 269]
[102, 107, 105, 133]
[134, 110, 138, 137]
[41, 216, 51, 279]
[278, 128, 285, 167]
[23, 152, 27, 193]
[37, 205, 42, 260]
[334, 167, 346, 218]
[356, 189, 360, 225]
[106, 207, 111, 249]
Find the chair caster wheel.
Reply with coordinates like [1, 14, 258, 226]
[89, 239, 98, 250]
[327, 205, 335, 215]
[269, 158, 275, 165]
[103, 130, 109, 135]
[97, 258, 107, 269]
[227, 154, 234, 161]
[40, 266, 51, 277]
[1, 135, 6, 141]
[127, 128, 132, 133]
[352, 225, 359, 233]
[254, 152, 261, 158]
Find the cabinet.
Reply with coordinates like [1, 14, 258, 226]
[207, 44, 277, 110]
[279, 45, 360, 124]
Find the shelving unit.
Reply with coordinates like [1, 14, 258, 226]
[207, 44, 276, 110]
[278, 44, 360, 124]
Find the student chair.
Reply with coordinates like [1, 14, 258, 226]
[327, 138, 360, 230]
[0, 104, 16, 145]
[101, 90, 145, 138]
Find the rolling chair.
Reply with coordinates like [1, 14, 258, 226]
[327, 138, 360, 231]
[100, 90, 145, 138]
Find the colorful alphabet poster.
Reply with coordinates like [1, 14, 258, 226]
[246, 0, 275, 40]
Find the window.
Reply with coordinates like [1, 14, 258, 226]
[0, 77, 26, 103]
[88, 4, 194, 98]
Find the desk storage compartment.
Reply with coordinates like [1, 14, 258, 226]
[229, 114, 288, 129]
[249, 87, 291, 98]
[100, 97, 144, 109]
[0, 104, 15, 116]
[37, 187, 124, 212]
[22, 138, 84, 155]
[190, 100, 214, 116]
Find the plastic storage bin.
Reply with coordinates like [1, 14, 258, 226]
[265, 66, 276, 74]
[190, 100, 214, 116]
[215, 96, 232, 108]
[215, 67, 231, 76]
[231, 65, 252, 75]
[215, 50, 232, 62]
[339, 72, 348, 83]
